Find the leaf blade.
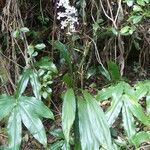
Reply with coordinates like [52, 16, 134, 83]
[0, 95, 16, 121]
[7, 106, 22, 150]
[62, 89, 76, 143]
[83, 91, 113, 150]
[19, 103, 47, 146]
[20, 96, 54, 119]
[15, 69, 31, 98]
[30, 70, 41, 100]
[122, 97, 136, 140]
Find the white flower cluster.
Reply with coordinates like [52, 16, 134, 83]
[57, 0, 78, 34]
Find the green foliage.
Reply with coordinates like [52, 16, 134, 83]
[12, 27, 30, 39]
[1, 0, 150, 149]
[107, 61, 121, 82]
[35, 56, 58, 99]
[48, 128, 74, 150]
[132, 131, 150, 148]
[78, 91, 113, 150]
[96, 81, 150, 147]
[0, 69, 54, 149]
[62, 89, 76, 145]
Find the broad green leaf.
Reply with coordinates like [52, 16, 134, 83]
[106, 86, 123, 126]
[36, 57, 58, 73]
[42, 91, 48, 99]
[83, 91, 113, 150]
[120, 26, 130, 35]
[133, 5, 143, 12]
[20, 96, 54, 119]
[107, 61, 121, 82]
[27, 45, 34, 56]
[63, 73, 74, 88]
[30, 70, 41, 100]
[124, 94, 150, 127]
[96, 85, 115, 101]
[122, 98, 136, 140]
[20, 27, 29, 33]
[123, 83, 138, 102]
[32, 51, 38, 57]
[86, 66, 96, 79]
[114, 137, 126, 147]
[7, 107, 22, 150]
[35, 43, 46, 50]
[54, 41, 69, 60]
[78, 97, 100, 150]
[137, 0, 146, 6]
[130, 15, 143, 24]
[15, 69, 31, 98]
[61, 141, 71, 150]
[19, 103, 47, 146]
[54, 41, 72, 69]
[134, 82, 148, 99]
[48, 140, 64, 150]
[97, 65, 111, 81]
[62, 89, 76, 143]
[0, 95, 16, 121]
[0, 146, 8, 149]
[49, 128, 64, 139]
[131, 131, 150, 147]
[126, 0, 134, 6]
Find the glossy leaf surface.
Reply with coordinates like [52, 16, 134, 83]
[62, 89, 76, 143]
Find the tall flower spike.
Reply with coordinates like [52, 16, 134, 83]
[56, 0, 78, 35]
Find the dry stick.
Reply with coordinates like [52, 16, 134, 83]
[91, 0, 99, 23]
[85, 34, 107, 73]
[51, 0, 57, 58]
[0, 48, 24, 69]
[1, 1, 16, 92]
[0, 54, 16, 92]
[99, 0, 125, 75]
[118, 34, 125, 76]
[18, 7, 29, 67]
[99, 0, 117, 29]
[114, 0, 122, 24]
[106, 0, 114, 20]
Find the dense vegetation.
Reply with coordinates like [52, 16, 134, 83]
[0, 0, 150, 149]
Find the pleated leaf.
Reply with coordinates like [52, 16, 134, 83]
[78, 97, 100, 150]
[62, 89, 76, 143]
[7, 106, 22, 150]
[106, 95, 123, 127]
[19, 103, 47, 146]
[30, 70, 41, 100]
[0, 95, 16, 121]
[83, 91, 113, 150]
[134, 82, 148, 100]
[107, 61, 121, 82]
[20, 96, 54, 119]
[15, 69, 31, 98]
[106, 84, 123, 126]
[122, 97, 136, 140]
[125, 94, 150, 127]
[131, 131, 150, 148]
[96, 85, 115, 101]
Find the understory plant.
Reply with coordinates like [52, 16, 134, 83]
[52, 36, 150, 149]
[0, 28, 57, 149]
[0, 0, 150, 149]
[0, 68, 54, 149]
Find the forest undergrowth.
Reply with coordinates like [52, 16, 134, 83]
[0, 0, 150, 149]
